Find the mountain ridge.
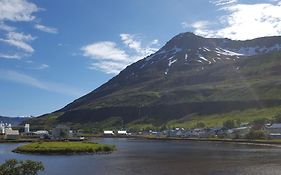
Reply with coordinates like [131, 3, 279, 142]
[26, 32, 281, 130]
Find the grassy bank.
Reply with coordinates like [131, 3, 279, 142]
[13, 141, 115, 154]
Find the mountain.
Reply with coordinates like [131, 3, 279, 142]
[0, 116, 27, 126]
[27, 32, 281, 130]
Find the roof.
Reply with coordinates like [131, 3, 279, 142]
[104, 131, 114, 134]
[233, 127, 249, 131]
[268, 123, 281, 129]
[270, 133, 281, 136]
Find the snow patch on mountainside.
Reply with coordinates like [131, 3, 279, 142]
[215, 48, 244, 56]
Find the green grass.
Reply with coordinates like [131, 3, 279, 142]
[167, 105, 281, 128]
[13, 141, 115, 154]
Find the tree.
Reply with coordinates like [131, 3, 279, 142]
[195, 122, 205, 128]
[274, 113, 281, 123]
[251, 118, 268, 130]
[0, 159, 44, 175]
[223, 120, 235, 129]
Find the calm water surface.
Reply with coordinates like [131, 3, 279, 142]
[1, 138, 281, 175]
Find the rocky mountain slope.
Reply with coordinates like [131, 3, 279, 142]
[27, 32, 281, 129]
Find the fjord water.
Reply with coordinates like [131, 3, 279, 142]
[1, 138, 281, 175]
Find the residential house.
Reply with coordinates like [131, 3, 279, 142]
[266, 123, 281, 138]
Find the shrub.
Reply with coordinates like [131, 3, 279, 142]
[223, 120, 235, 129]
[0, 159, 44, 175]
[245, 130, 266, 139]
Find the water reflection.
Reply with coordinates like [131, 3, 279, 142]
[0, 138, 281, 175]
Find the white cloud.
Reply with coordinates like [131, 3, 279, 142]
[211, 0, 238, 6]
[120, 33, 158, 56]
[150, 39, 159, 45]
[0, 0, 56, 59]
[187, 0, 281, 40]
[81, 34, 159, 74]
[0, 22, 15, 31]
[37, 64, 49, 70]
[34, 24, 58, 34]
[89, 61, 126, 74]
[120, 33, 142, 53]
[191, 21, 212, 29]
[81, 41, 129, 61]
[0, 53, 21, 59]
[0, 69, 85, 97]
[0, 0, 39, 22]
[0, 32, 35, 53]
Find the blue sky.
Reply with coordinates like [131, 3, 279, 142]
[1, 0, 281, 117]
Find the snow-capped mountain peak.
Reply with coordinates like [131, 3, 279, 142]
[140, 32, 281, 74]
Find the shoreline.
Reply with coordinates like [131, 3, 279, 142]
[2, 136, 281, 148]
[0, 139, 34, 143]
[96, 135, 281, 148]
[141, 136, 281, 148]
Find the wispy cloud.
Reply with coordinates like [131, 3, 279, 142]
[0, 22, 16, 32]
[0, 0, 57, 59]
[210, 0, 238, 6]
[36, 64, 49, 70]
[34, 24, 58, 34]
[0, 0, 39, 22]
[185, 0, 281, 40]
[0, 0, 39, 58]
[0, 53, 21, 60]
[0, 32, 35, 53]
[0, 69, 85, 97]
[81, 34, 159, 74]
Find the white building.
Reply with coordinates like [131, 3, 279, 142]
[24, 124, 30, 133]
[0, 122, 5, 134]
[4, 129, 19, 140]
[0, 122, 12, 134]
[117, 130, 127, 135]
[103, 130, 114, 135]
[33, 130, 49, 135]
[266, 123, 281, 138]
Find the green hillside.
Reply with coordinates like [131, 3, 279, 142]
[25, 33, 281, 131]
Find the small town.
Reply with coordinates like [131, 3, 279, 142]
[2, 117, 281, 143]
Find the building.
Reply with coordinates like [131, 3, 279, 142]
[117, 130, 127, 135]
[4, 129, 19, 140]
[230, 126, 250, 138]
[104, 130, 114, 135]
[24, 124, 30, 133]
[0, 122, 5, 134]
[266, 123, 281, 138]
[0, 122, 12, 134]
[33, 130, 49, 135]
[52, 125, 70, 140]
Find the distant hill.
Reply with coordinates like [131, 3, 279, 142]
[26, 32, 281, 130]
[0, 116, 27, 126]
